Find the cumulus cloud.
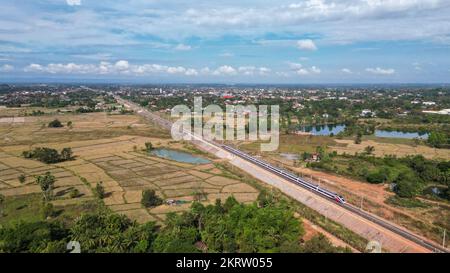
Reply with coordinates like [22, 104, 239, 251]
[0, 64, 14, 72]
[22, 61, 273, 77]
[288, 62, 321, 76]
[297, 39, 317, 51]
[341, 68, 352, 74]
[212, 65, 237, 76]
[66, 0, 81, 6]
[237, 66, 271, 76]
[24, 61, 199, 76]
[174, 44, 192, 51]
[366, 67, 396, 75]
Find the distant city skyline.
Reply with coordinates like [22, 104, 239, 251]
[1, 0, 450, 83]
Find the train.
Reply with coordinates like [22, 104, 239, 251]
[221, 145, 346, 204]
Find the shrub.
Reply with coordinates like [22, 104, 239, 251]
[18, 174, 26, 184]
[48, 119, 63, 128]
[70, 188, 80, 199]
[141, 189, 163, 208]
[41, 202, 55, 219]
[95, 182, 105, 199]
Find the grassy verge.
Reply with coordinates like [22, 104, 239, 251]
[0, 194, 101, 227]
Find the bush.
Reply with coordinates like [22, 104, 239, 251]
[141, 189, 163, 208]
[145, 142, 154, 151]
[18, 174, 26, 184]
[366, 171, 387, 184]
[394, 172, 424, 198]
[95, 182, 105, 199]
[48, 119, 63, 128]
[69, 188, 80, 199]
[41, 202, 55, 219]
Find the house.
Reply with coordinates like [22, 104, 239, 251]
[360, 109, 375, 117]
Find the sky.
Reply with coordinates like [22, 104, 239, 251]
[1, 0, 450, 84]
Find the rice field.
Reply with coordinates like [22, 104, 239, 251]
[0, 109, 259, 224]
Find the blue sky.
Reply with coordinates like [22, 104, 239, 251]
[1, 0, 450, 83]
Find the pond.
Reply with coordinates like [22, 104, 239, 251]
[297, 124, 346, 136]
[375, 130, 429, 139]
[150, 149, 211, 164]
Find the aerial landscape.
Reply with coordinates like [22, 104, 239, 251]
[0, 0, 449, 261]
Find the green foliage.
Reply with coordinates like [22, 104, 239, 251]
[364, 146, 375, 155]
[301, 234, 351, 253]
[141, 189, 163, 208]
[427, 131, 448, 148]
[69, 188, 80, 199]
[60, 148, 73, 161]
[366, 170, 388, 184]
[394, 171, 424, 198]
[0, 221, 68, 253]
[41, 202, 55, 219]
[386, 196, 430, 208]
[36, 172, 56, 201]
[48, 119, 63, 128]
[22, 147, 74, 164]
[158, 197, 305, 253]
[145, 142, 154, 151]
[95, 182, 105, 199]
[70, 212, 158, 253]
[18, 174, 26, 184]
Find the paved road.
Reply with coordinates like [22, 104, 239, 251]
[115, 95, 447, 253]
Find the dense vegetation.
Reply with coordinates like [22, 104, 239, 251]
[23, 147, 74, 164]
[308, 152, 450, 199]
[0, 197, 350, 253]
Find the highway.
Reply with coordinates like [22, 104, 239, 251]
[115, 95, 448, 253]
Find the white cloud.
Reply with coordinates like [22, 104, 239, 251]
[0, 64, 14, 72]
[310, 66, 321, 74]
[297, 39, 317, 51]
[296, 69, 310, 75]
[212, 65, 237, 76]
[174, 44, 192, 51]
[22, 62, 274, 77]
[366, 67, 396, 75]
[341, 68, 352, 74]
[289, 62, 320, 75]
[66, 0, 81, 6]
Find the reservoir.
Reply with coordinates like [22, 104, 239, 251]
[297, 124, 346, 136]
[375, 130, 429, 139]
[151, 149, 211, 164]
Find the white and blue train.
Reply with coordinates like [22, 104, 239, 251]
[222, 145, 346, 204]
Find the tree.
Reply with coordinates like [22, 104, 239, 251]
[18, 174, 26, 184]
[141, 189, 163, 208]
[48, 119, 63, 128]
[145, 142, 154, 151]
[355, 133, 362, 144]
[394, 172, 424, 198]
[67, 121, 73, 128]
[36, 172, 56, 201]
[60, 147, 73, 161]
[95, 182, 106, 199]
[427, 131, 447, 148]
[366, 170, 387, 184]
